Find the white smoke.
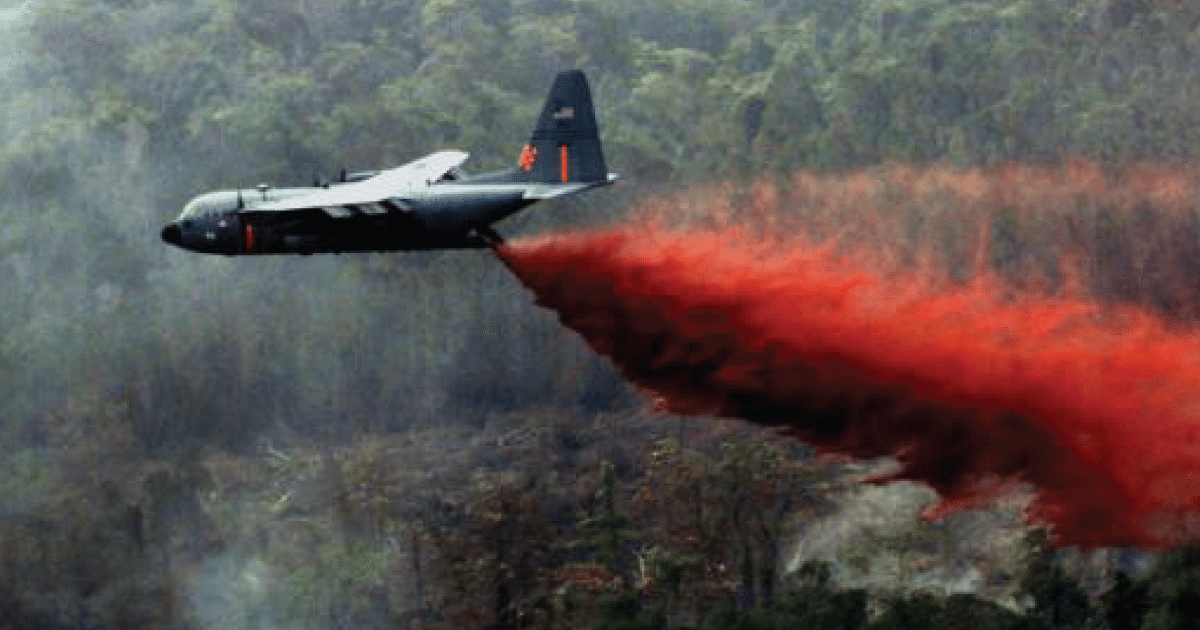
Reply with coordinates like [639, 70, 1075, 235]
[183, 555, 286, 630]
[0, 2, 31, 73]
[0, 1, 31, 27]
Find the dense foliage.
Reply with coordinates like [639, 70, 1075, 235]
[3, 0, 1200, 628]
[5, 0, 1200, 446]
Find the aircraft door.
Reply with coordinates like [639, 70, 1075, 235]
[243, 220, 256, 254]
[227, 214, 254, 254]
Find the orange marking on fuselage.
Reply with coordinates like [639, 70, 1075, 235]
[519, 144, 538, 171]
[561, 145, 569, 182]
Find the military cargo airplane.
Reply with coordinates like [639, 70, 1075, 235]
[160, 70, 616, 255]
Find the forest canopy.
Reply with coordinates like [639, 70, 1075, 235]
[2, 0, 1199, 628]
[3, 0, 1199, 440]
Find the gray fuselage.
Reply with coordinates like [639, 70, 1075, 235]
[161, 178, 537, 255]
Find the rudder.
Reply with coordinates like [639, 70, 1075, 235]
[517, 70, 608, 184]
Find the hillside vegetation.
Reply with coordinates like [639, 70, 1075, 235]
[3, 0, 1200, 628]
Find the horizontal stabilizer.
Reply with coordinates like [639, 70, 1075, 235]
[522, 173, 619, 199]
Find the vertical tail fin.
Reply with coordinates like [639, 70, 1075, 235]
[517, 70, 609, 184]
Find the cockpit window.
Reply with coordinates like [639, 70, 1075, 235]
[178, 191, 241, 220]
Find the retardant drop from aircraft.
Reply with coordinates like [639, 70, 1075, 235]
[499, 226, 1200, 549]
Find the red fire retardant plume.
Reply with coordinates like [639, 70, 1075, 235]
[499, 228, 1200, 548]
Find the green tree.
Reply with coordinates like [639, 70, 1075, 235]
[1140, 545, 1200, 630]
[1103, 571, 1148, 630]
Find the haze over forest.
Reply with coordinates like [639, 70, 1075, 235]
[4, 0, 1200, 629]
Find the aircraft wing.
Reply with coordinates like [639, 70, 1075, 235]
[250, 150, 469, 217]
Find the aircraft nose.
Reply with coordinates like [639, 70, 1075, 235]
[161, 223, 182, 247]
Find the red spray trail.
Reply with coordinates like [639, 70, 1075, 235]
[498, 228, 1200, 548]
